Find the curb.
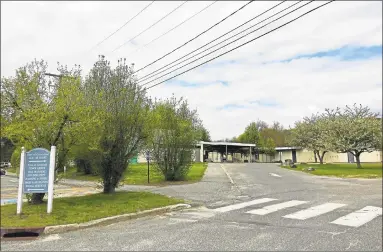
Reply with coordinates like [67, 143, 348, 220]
[1, 203, 191, 238]
[44, 203, 191, 234]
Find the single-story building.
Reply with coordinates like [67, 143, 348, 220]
[271, 148, 382, 164]
[132, 141, 256, 163]
[131, 142, 382, 164]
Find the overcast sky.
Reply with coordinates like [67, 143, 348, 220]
[1, 1, 382, 140]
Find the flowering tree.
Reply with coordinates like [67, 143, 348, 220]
[291, 114, 329, 164]
[322, 104, 381, 168]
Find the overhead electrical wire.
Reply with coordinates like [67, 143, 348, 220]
[138, 0, 294, 83]
[143, 0, 335, 90]
[139, 0, 310, 86]
[113, 1, 188, 53]
[134, 0, 255, 74]
[90, 1, 155, 51]
[126, 1, 218, 58]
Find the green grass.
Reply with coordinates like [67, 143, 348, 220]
[1, 191, 183, 228]
[282, 162, 382, 178]
[63, 162, 208, 185]
[5, 167, 16, 174]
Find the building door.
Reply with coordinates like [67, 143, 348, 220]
[347, 152, 355, 163]
[292, 150, 297, 163]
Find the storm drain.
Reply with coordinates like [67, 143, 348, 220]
[1, 227, 44, 240]
[3, 231, 39, 238]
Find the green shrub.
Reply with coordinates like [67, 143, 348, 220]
[73, 149, 102, 175]
[10, 147, 21, 175]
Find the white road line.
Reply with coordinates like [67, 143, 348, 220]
[246, 200, 308, 215]
[269, 173, 282, 178]
[10, 179, 17, 183]
[214, 198, 277, 213]
[331, 206, 382, 227]
[283, 203, 346, 220]
[220, 165, 234, 184]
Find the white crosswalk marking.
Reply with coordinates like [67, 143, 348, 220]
[331, 206, 382, 227]
[283, 203, 346, 220]
[214, 198, 277, 213]
[246, 200, 308, 215]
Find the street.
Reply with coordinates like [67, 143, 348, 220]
[1, 163, 382, 251]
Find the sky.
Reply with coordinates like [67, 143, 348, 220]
[1, 1, 382, 140]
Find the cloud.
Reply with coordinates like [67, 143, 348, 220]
[1, 1, 382, 140]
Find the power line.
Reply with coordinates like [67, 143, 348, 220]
[144, 1, 334, 90]
[134, 1, 255, 74]
[90, 1, 155, 51]
[126, 1, 218, 58]
[113, 1, 188, 53]
[140, 0, 311, 86]
[138, 0, 294, 83]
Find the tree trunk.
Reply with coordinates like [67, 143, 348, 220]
[314, 151, 318, 163]
[355, 153, 362, 168]
[318, 151, 327, 164]
[103, 184, 115, 194]
[30, 193, 45, 204]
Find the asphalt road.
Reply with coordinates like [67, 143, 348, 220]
[1, 174, 20, 204]
[1, 163, 382, 251]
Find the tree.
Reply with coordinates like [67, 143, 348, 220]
[271, 121, 284, 131]
[1, 59, 90, 204]
[254, 119, 268, 131]
[259, 128, 286, 147]
[263, 137, 276, 162]
[290, 114, 329, 164]
[0, 137, 15, 162]
[322, 104, 382, 168]
[242, 122, 261, 144]
[84, 56, 149, 193]
[148, 95, 199, 181]
[196, 125, 211, 142]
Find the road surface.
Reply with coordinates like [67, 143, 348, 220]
[1, 163, 382, 251]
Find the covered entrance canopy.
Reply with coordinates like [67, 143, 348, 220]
[196, 141, 256, 163]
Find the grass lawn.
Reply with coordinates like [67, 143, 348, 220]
[282, 162, 382, 178]
[63, 162, 208, 185]
[5, 167, 16, 174]
[1, 191, 183, 228]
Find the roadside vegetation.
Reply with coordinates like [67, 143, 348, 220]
[1, 191, 183, 228]
[1, 57, 211, 204]
[289, 105, 381, 168]
[282, 162, 382, 178]
[63, 162, 208, 185]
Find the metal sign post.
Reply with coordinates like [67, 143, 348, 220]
[146, 151, 150, 184]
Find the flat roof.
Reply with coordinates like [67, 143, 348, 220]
[197, 141, 256, 147]
[275, 146, 302, 150]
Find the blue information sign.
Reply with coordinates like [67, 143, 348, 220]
[23, 148, 50, 193]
